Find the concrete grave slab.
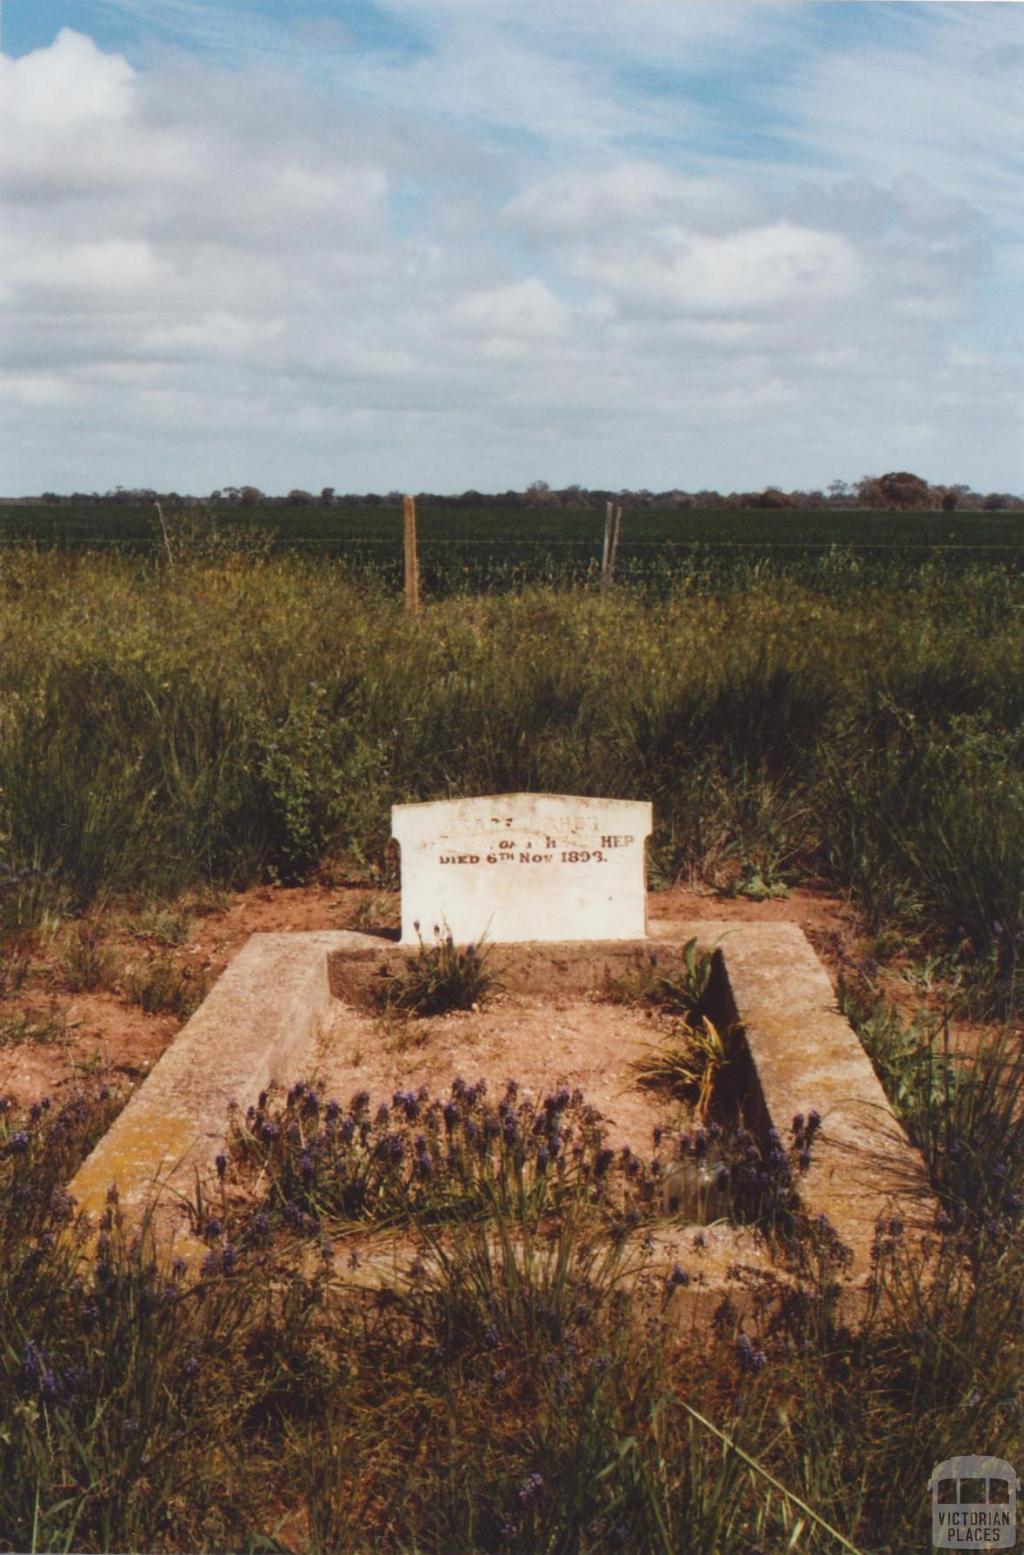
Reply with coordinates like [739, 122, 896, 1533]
[67, 916, 939, 1327]
[391, 794, 652, 945]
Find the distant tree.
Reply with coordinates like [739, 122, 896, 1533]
[238, 486, 263, 506]
[320, 486, 335, 506]
[557, 485, 592, 508]
[856, 471, 936, 510]
[751, 486, 797, 510]
[287, 489, 314, 505]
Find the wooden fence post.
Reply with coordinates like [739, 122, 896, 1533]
[403, 494, 420, 613]
[601, 501, 623, 593]
[610, 503, 622, 586]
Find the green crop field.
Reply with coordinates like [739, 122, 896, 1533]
[3, 499, 1024, 596]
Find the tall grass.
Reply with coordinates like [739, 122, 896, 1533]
[2, 1061, 1022, 1553]
[0, 545, 1022, 1008]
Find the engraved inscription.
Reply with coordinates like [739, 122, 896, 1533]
[392, 794, 652, 944]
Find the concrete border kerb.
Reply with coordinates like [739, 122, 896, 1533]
[68, 930, 378, 1254]
[67, 921, 938, 1316]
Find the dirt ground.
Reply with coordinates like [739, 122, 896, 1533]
[314, 993, 696, 1158]
[0, 877, 986, 1112]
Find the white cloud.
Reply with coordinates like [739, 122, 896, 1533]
[573, 221, 864, 318]
[451, 280, 568, 341]
[0, 11, 1021, 495]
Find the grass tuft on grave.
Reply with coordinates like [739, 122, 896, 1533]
[368, 924, 502, 1017]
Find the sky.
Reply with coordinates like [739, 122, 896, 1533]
[0, 1, 1021, 496]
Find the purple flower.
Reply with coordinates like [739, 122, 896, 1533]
[215, 1154, 227, 1179]
[737, 1334, 766, 1372]
[9, 1131, 29, 1155]
[518, 1472, 543, 1504]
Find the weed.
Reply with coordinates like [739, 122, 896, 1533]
[726, 864, 793, 901]
[0, 1004, 68, 1048]
[123, 955, 206, 1019]
[604, 937, 717, 1021]
[345, 892, 399, 934]
[370, 926, 501, 1017]
[59, 921, 118, 993]
[129, 901, 193, 947]
[633, 1015, 727, 1118]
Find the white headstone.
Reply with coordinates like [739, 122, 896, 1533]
[392, 794, 652, 945]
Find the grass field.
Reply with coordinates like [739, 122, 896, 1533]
[1, 531, 1021, 1013]
[1, 522, 1023, 1551]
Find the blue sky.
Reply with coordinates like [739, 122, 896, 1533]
[0, 2, 1021, 495]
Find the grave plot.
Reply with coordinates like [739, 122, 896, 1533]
[66, 796, 940, 1326]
